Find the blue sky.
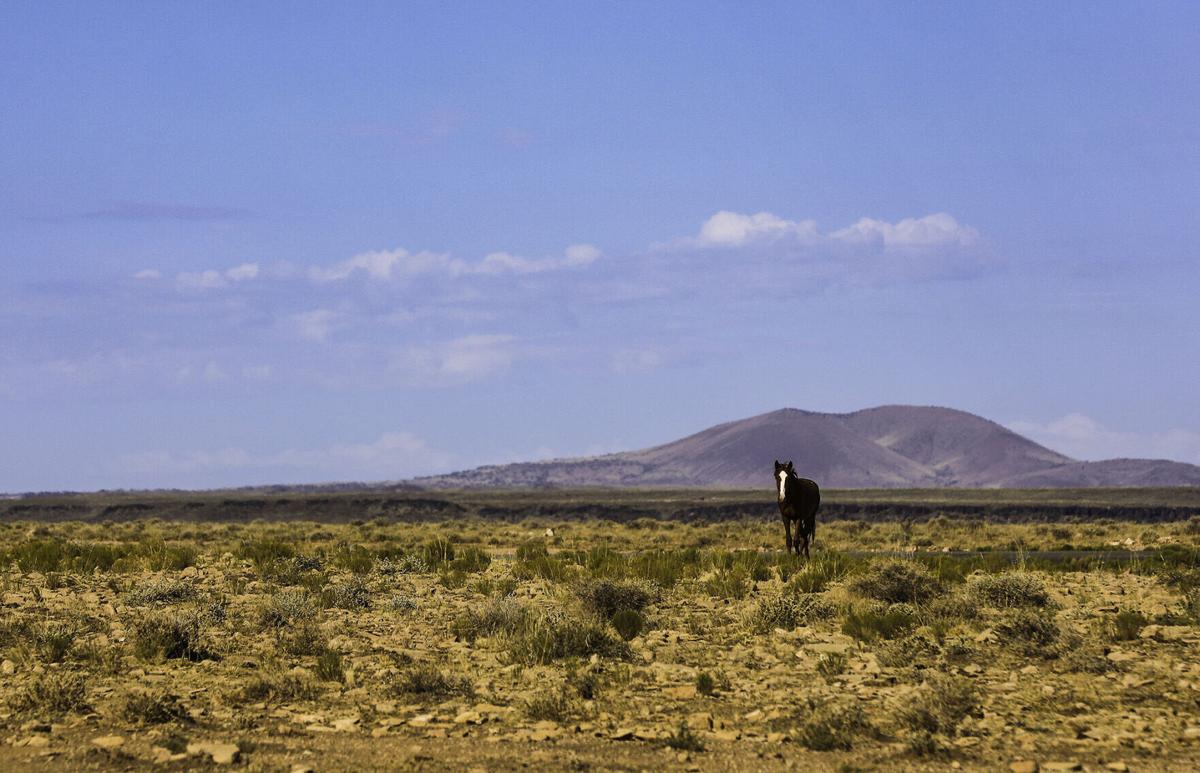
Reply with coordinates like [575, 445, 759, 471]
[3, 2, 1199, 491]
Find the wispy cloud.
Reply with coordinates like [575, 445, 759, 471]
[174, 262, 259, 290]
[79, 201, 254, 222]
[286, 309, 343, 342]
[308, 244, 602, 283]
[688, 210, 978, 251]
[1008, 413, 1200, 465]
[115, 430, 453, 483]
[392, 334, 517, 385]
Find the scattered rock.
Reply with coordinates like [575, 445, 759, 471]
[91, 735, 125, 751]
[187, 742, 241, 765]
[1, 659, 14, 676]
[1009, 761, 1038, 773]
[686, 712, 713, 732]
[610, 728, 635, 740]
[1041, 763, 1081, 772]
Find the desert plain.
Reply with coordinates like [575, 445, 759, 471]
[2, 488, 1200, 771]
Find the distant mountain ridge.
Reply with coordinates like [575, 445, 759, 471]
[414, 405, 1200, 489]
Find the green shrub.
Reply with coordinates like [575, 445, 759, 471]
[523, 686, 574, 721]
[515, 540, 549, 562]
[280, 621, 328, 656]
[238, 539, 296, 575]
[329, 542, 375, 574]
[512, 555, 572, 582]
[420, 537, 456, 567]
[696, 672, 716, 696]
[450, 545, 491, 573]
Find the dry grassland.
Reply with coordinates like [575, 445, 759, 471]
[2, 513, 1200, 771]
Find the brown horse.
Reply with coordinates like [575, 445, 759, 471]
[774, 460, 820, 557]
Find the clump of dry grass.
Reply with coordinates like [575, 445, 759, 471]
[963, 572, 1052, 608]
[747, 592, 836, 634]
[386, 664, 475, 699]
[8, 672, 90, 716]
[850, 560, 943, 605]
[119, 689, 191, 725]
[129, 607, 212, 662]
[894, 673, 980, 755]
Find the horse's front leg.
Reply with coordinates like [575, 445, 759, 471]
[781, 517, 792, 554]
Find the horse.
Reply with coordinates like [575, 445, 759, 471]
[774, 460, 820, 558]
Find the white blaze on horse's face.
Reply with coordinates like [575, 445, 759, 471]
[777, 469, 788, 500]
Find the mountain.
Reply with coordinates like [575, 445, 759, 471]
[415, 404, 1200, 489]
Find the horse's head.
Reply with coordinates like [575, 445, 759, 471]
[774, 459, 795, 477]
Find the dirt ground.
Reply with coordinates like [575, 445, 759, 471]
[2, 515, 1200, 771]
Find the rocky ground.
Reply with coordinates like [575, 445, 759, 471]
[1, 517, 1199, 771]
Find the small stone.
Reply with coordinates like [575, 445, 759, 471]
[187, 742, 241, 765]
[686, 712, 713, 732]
[25, 736, 49, 748]
[663, 685, 697, 700]
[1, 659, 14, 675]
[611, 728, 635, 740]
[1009, 762, 1038, 773]
[332, 717, 360, 732]
[454, 710, 483, 725]
[1041, 763, 1082, 772]
[290, 766, 316, 773]
[1182, 726, 1200, 740]
[91, 735, 125, 750]
[766, 732, 788, 743]
[1104, 763, 1128, 772]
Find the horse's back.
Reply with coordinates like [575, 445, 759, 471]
[793, 477, 820, 515]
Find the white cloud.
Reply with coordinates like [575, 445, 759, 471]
[133, 269, 161, 280]
[612, 347, 662, 374]
[225, 262, 259, 281]
[831, 213, 978, 249]
[697, 210, 819, 247]
[393, 334, 517, 384]
[175, 262, 260, 290]
[692, 210, 977, 252]
[1008, 413, 1200, 465]
[564, 243, 602, 266]
[115, 430, 453, 482]
[309, 244, 600, 282]
[288, 309, 342, 342]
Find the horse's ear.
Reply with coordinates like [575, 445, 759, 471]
[774, 459, 779, 466]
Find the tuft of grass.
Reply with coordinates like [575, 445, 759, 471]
[321, 577, 371, 610]
[574, 579, 655, 620]
[125, 577, 197, 606]
[503, 609, 630, 665]
[238, 669, 320, 703]
[841, 602, 917, 642]
[8, 672, 90, 716]
[512, 554, 573, 583]
[784, 551, 858, 593]
[523, 685, 574, 721]
[257, 590, 318, 630]
[280, 621, 328, 656]
[784, 697, 873, 751]
[120, 689, 191, 725]
[850, 560, 942, 605]
[963, 572, 1052, 608]
[328, 542, 375, 574]
[664, 720, 706, 752]
[452, 597, 531, 642]
[816, 652, 848, 681]
[1109, 609, 1148, 641]
[703, 569, 750, 600]
[34, 621, 78, 663]
[747, 593, 836, 634]
[387, 665, 475, 699]
[315, 648, 345, 683]
[696, 671, 717, 696]
[995, 608, 1060, 655]
[610, 609, 644, 641]
[130, 608, 211, 662]
[895, 674, 980, 755]
[419, 537, 456, 568]
[386, 594, 419, 613]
